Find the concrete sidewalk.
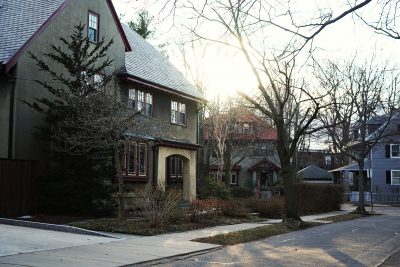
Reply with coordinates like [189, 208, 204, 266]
[0, 208, 354, 267]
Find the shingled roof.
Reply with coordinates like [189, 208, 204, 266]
[0, 0, 66, 64]
[0, 0, 131, 72]
[122, 23, 205, 101]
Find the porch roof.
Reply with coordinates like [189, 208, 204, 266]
[330, 160, 371, 172]
[248, 157, 280, 172]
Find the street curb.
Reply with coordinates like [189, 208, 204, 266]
[0, 217, 119, 239]
[125, 246, 222, 266]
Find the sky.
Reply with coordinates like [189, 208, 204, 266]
[111, 0, 400, 100]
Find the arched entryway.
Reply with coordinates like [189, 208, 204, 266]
[156, 146, 196, 201]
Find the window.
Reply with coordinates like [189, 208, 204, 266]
[168, 156, 184, 181]
[171, 101, 178, 123]
[145, 93, 153, 116]
[230, 173, 237, 185]
[179, 103, 186, 124]
[124, 142, 147, 177]
[138, 143, 146, 176]
[128, 89, 135, 110]
[171, 101, 186, 125]
[243, 123, 250, 133]
[128, 89, 153, 116]
[325, 155, 332, 166]
[390, 144, 400, 158]
[137, 91, 144, 112]
[88, 12, 99, 43]
[348, 172, 354, 186]
[391, 170, 400, 185]
[128, 143, 136, 175]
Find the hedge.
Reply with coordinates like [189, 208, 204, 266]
[295, 183, 345, 215]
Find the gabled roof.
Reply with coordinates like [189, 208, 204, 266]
[248, 157, 280, 172]
[297, 164, 333, 179]
[121, 23, 205, 102]
[0, 0, 131, 72]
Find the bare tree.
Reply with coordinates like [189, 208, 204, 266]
[204, 98, 264, 186]
[316, 57, 400, 213]
[357, 0, 400, 39]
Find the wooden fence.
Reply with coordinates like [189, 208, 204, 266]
[0, 159, 37, 217]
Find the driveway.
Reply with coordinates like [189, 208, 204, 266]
[0, 224, 116, 257]
[155, 206, 400, 267]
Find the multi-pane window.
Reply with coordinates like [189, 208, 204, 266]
[390, 144, 400, 158]
[128, 89, 153, 116]
[128, 89, 135, 110]
[179, 103, 186, 124]
[128, 143, 136, 175]
[137, 91, 144, 112]
[168, 156, 183, 181]
[88, 12, 99, 43]
[124, 142, 147, 177]
[171, 101, 178, 123]
[138, 144, 146, 176]
[392, 170, 400, 185]
[171, 101, 186, 125]
[145, 93, 153, 116]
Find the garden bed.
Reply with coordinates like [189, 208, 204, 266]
[70, 214, 265, 236]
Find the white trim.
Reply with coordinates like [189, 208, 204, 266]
[230, 173, 237, 185]
[391, 170, 400, 185]
[390, 144, 400, 158]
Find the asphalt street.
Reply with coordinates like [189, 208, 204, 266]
[155, 207, 400, 267]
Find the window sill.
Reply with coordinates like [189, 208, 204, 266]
[122, 175, 149, 182]
[170, 122, 187, 128]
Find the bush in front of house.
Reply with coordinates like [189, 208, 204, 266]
[197, 176, 232, 200]
[231, 186, 253, 198]
[136, 185, 182, 228]
[188, 198, 223, 222]
[243, 197, 285, 218]
[295, 183, 345, 215]
[169, 208, 189, 224]
[221, 199, 250, 218]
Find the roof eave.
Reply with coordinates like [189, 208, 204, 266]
[105, 0, 132, 52]
[120, 73, 207, 103]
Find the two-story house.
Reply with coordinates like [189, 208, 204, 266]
[0, 0, 204, 201]
[204, 114, 280, 196]
[330, 112, 400, 203]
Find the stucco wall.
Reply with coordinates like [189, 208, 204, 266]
[157, 146, 197, 201]
[120, 82, 199, 144]
[12, 0, 126, 161]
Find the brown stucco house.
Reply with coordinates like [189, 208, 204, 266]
[0, 0, 204, 201]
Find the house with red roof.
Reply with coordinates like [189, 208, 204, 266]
[204, 112, 281, 197]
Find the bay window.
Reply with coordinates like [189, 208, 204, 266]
[123, 142, 147, 177]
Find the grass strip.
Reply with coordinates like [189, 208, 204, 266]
[193, 222, 319, 246]
[320, 211, 375, 223]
